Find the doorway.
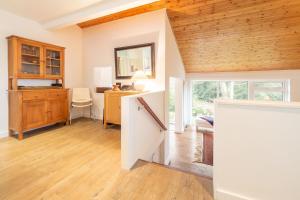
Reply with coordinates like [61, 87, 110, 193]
[168, 77, 184, 133]
[168, 78, 213, 178]
[168, 77, 176, 131]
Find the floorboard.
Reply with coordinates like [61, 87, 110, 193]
[169, 127, 213, 178]
[0, 118, 213, 200]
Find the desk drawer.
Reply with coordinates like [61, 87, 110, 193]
[23, 91, 46, 101]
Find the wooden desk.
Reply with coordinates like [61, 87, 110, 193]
[104, 90, 140, 128]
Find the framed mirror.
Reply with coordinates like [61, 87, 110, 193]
[114, 43, 155, 79]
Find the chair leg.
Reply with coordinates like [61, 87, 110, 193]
[90, 106, 92, 119]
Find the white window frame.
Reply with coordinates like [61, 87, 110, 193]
[249, 80, 290, 102]
[187, 79, 290, 125]
[190, 79, 291, 123]
[191, 80, 250, 100]
[191, 79, 290, 101]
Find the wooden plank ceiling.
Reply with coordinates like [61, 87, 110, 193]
[78, 0, 300, 73]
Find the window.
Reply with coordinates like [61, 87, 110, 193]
[218, 81, 249, 100]
[191, 80, 289, 122]
[233, 81, 249, 100]
[192, 81, 217, 118]
[191, 81, 249, 121]
[251, 81, 289, 101]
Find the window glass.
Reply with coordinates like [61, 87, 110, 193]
[192, 81, 217, 120]
[192, 81, 218, 103]
[192, 81, 249, 120]
[219, 81, 233, 99]
[253, 81, 286, 101]
[254, 91, 284, 101]
[218, 81, 248, 100]
[234, 81, 248, 100]
[190, 80, 288, 124]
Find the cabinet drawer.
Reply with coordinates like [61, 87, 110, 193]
[23, 91, 46, 101]
[48, 90, 67, 99]
[47, 91, 67, 99]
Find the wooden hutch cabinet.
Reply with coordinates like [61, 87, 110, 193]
[7, 36, 69, 140]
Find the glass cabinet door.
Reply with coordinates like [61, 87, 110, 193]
[20, 43, 42, 76]
[45, 49, 62, 77]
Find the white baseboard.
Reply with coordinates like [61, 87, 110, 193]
[82, 112, 101, 120]
[215, 189, 254, 200]
[71, 111, 84, 120]
[0, 130, 8, 138]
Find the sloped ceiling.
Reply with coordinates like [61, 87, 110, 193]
[81, 0, 300, 73]
[167, 0, 300, 73]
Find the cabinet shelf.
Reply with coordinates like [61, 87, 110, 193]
[22, 62, 40, 66]
[47, 65, 60, 68]
[46, 57, 61, 61]
[22, 53, 40, 58]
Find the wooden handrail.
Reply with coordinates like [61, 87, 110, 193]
[137, 97, 168, 131]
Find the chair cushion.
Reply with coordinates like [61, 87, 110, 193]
[72, 99, 92, 103]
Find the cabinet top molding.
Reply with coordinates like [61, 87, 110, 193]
[7, 35, 65, 50]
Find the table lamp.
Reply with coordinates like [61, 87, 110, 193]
[131, 70, 148, 91]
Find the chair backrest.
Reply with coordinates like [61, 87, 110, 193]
[72, 88, 91, 102]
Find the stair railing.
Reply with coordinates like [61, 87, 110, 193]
[136, 97, 168, 131]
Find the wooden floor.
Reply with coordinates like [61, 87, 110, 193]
[0, 118, 213, 200]
[169, 127, 213, 178]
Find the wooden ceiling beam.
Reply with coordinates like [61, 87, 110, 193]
[78, 0, 166, 28]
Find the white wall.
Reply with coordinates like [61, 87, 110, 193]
[214, 100, 300, 200]
[82, 9, 167, 120]
[174, 78, 184, 132]
[121, 91, 166, 169]
[163, 14, 186, 163]
[165, 16, 185, 80]
[0, 9, 83, 137]
[82, 10, 183, 167]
